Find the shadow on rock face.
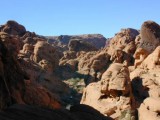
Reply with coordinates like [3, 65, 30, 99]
[131, 77, 149, 108]
[70, 104, 113, 120]
[0, 38, 29, 109]
[0, 104, 113, 120]
[0, 36, 62, 110]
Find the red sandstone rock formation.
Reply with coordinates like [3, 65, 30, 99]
[81, 63, 133, 119]
[0, 28, 65, 109]
[0, 20, 26, 36]
[1, 20, 160, 120]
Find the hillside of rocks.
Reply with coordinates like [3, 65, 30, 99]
[80, 21, 160, 120]
[0, 20, 160, 120]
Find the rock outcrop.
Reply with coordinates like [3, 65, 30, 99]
[138, 97, 160, 120]
[81, 63, 133, 119]
[0, 20, 26, 36]
[33, 41, 59, 71]
[0, 35, 61, 109]
[18, 33, 69, 106]
[80, 21, 160, 120]
[0, 37, 28, 109]
[140, 21, 160, 53]
[140, 46, 160, 69]
[78, 50, 111, 84]
[107, 28, 139, 55]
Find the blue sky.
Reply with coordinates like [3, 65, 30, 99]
[1, 0, 160, 38]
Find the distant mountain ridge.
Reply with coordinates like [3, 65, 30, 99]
[46, 34, 107, 49]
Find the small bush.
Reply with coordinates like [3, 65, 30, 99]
[119, 110, 135, 120]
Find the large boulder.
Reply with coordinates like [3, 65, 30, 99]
[78, 51, 110, 84]
[101, 63, 130, 94]
[107, 28, 139, 55]
[140, 21, 160, 53]
[139, 97, 160, 120]
[0, 20, 26, 36]
[33, 41, 59, 71]
[81, 63, 133, 119]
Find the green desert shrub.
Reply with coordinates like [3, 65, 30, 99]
[118, 110, 135, 120]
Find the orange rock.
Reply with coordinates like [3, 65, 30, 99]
[24, 83, 61, 109]
[81, 63, 132, 119]
[140, 21, 160, 53]
[141, 46, 160, 69]
[139, 97, 160, 120]
[134, 48, 149, 68]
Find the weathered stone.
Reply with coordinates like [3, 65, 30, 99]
[81, 63, 132, 119]
[0, 20, 26, 36]
[140, 21, 160, 53]
[139, 97, 160, 120]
